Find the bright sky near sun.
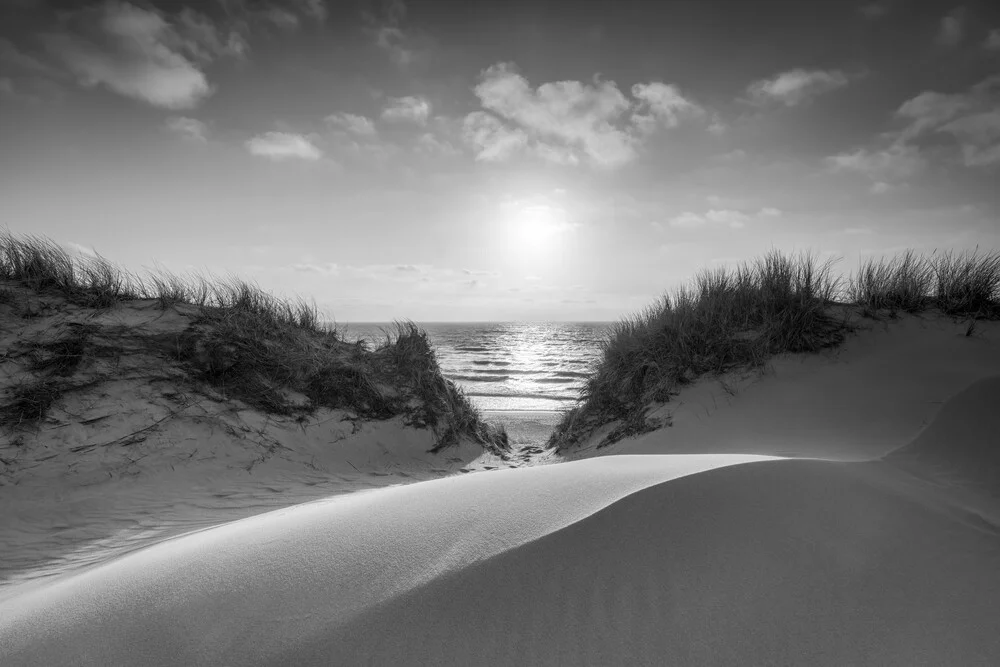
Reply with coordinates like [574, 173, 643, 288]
[1, 0, 999, 322]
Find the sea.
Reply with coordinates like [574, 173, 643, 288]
[337, 322, 612, 446]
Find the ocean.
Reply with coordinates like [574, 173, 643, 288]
[338, 322, 612, 445]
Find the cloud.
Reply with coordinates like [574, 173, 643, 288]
[291, 262, 338, 275]
[289, 0, 327, 22]
[415, 132, 460, 156]
[986, 29, 1000, 50]
[381, 95, 431, 124]
[364, 0, 418, 66]
[936, 7, 965, 47]
[630, 82, 704, 133]
[669, 212, 706, 228]
[896, 75, 1000, 167]
[326, 112, 377, 136]
[668, 207, 778, 230]
[165, 115, 208, 142]
[63, 241, 99, 258]
[939, 111, 1000, 166]
[858, 1, 890, 19]
[746, 68, 851, 107]
[870, 181, 891, 194]
[462, 111, 529, 161]
[173, 7, 249, 62]
[705, 209, 750, 228]
[40, 1, 224, 109]
[462, 62, 709, 168]
[474, 63, 635, 166]
[245, 131, 322, 160]
[826, 143, 925, 181]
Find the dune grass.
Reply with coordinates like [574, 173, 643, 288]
[549, 247, 1000, 450]
[0, 231, 507, 453]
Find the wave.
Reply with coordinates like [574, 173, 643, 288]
[454, 346, 490, 352]
[447, 375, 508, 383]
[552, 371, 589, 379]
[471, 360, 511, 366]
[467, 392, 578, 402]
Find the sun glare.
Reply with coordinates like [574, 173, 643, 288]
[507, 203, 570, 255]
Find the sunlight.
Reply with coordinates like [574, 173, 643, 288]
[506, 203, 572, 255]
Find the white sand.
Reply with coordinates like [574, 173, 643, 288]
[2, 312, 1000, 665]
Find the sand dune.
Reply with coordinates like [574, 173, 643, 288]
[3, 315, 1000, 665]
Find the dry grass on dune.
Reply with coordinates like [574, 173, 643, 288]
[550, 247, 1000, 450]
[0, 231, 507, 454]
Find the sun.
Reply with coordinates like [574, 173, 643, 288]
[507, 204, 568, 255]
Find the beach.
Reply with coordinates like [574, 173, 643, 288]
[3, 305, 1000, 665]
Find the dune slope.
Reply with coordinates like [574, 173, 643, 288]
[0, 454, 772, 666]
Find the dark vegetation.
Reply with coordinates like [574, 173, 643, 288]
[0, 231, 507, 453]
[549, 248, 1000, 450]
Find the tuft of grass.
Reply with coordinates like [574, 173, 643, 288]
[550, 246, 1000, 450]
[1, 379, 66, 429]
[549, 250, 849, 449]
[0, 230, 507, 452]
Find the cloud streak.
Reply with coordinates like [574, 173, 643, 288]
[746, 68, 852, 107]
[381, 95, 431, 124]
[245, 132, 322, 160]
[165, 116, 208, 142]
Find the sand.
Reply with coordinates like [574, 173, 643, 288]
[2, 312, 999, 665]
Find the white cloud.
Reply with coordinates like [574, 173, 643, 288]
[870, 181, 891, 194]
[461, 62, 711, 168]
[472, 63, 637, 167]
[326, 112, 377, 136]
[706, 209, 750, 228]
[165, 115, 208, 142]
[630, 82, 703, 133]
[462, 111, 529, 162]
[381, 95, 431, 124]
[826, 143, 925, 181]
[936, 8, 965, 47]
[40, 2, 218, 109]
[245, 131, 321, 160]
[415, 132, 460, 156]
[291, 262, 338, 275]
[669, 212, 706, 228]
[63, 241, 99, 258]
[746, 68, 851, 107]
[758, 207, 782, 217]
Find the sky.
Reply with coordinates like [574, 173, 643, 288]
[1, 0, 999, 322]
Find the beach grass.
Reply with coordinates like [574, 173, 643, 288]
[549, 247, 1000, 450]
[0, 231, 507, 453]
